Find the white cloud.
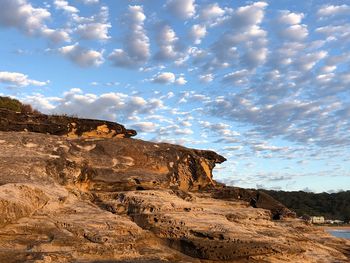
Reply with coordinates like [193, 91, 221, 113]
[150, 72, 187, 85]
[151, 72, 176, 84]
[274, 10, 308, 43]
[174, 128, 193, 135]
[277, 11, 304, 25]
[317, 4, 350, 17]
[0, 71, 49, 87]
[165, 0, 196, 19]
[42, 28, 71, 43]
[74, 6, 111, 41]
[59, 43, 104, 67]
[243, 47, 268, 68]
[54, 0, 79, 14]
[252, 143, 289, 153]
[23, 89, 165, 123]
[0, 0, 71, 43]
[230, 1, 268, 29]
[79, 0, 99, 4]
[295, 51, 328, 71]
[155, 24, 181, 61]
[108, 5, 150, 68]
[279, 24, 308, 41]
[130, 122, 157, 133]
[198, 3, 225, 22]
[76, 22, 111, 40]
[208, 2, 268, 70]
[223, 146, 243, 151]
[189, 24, 207, 44]
[222, 70, 250, 85]
[175, 76, 187, 85]
[0, 0, 50, 35]
[199, 74, 214, 83]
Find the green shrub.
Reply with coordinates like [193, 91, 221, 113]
[0, 96, 40, 114]
[0, 96, 22, 112]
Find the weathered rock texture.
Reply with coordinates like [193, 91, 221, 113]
[0, 108, 136, 138]
[0, 130, 349, 263]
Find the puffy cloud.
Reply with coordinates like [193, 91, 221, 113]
[59, 43, 104, 67]
[189, 24, 207, 44]
[242, 47, 268, 68]
[0, 0, 71, 43]
[165, 0, 196, 19]
[199, 74, 214, 83]
[151, 72, 176, 84]
[175, 76, 187, 85]
[130, 122, 157, 133]
[198, 3, 225, 22]
[279, 24, 308, 41]
[0, 0, 50, 35]
[277, 11, 304, 25]
[54, 0, 79, 13]
[26, 89, 165, 122]
[275, 10, 308, 42]
[174, 128, 193, 135]
[208, 2, 268, 70]
[315, 24, 350, 46]
[295, 51, 327, 71]
[76, 22, 111, 40]
[74, 6, 110, 41]
[230, 1, 268, 29]
[42, 28, 71, 43]
[0, 71, 49, 87]
[199, 121, 240, 142]
[317, 4, 350, 17]
[151, 72, 187, 85]
[108, 5, 150, 68]
[155, 24, 181, 61]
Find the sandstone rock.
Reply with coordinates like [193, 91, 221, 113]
[209, 186, 296, 219]
[0, 131, 349, 262]
[0, 108, 136, 138]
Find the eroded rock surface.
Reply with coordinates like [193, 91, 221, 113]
[0, 131, 349, 263]
[0, 108, 136, 138]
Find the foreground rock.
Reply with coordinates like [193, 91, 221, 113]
[0, 131, 349, 262]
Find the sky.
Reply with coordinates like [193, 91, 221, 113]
[0, 0, 350, 193]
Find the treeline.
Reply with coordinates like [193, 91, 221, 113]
[0, 96, 40, 114]
[262, 190, 350, 222]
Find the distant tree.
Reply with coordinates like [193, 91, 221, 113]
[263, 190, 350, 221]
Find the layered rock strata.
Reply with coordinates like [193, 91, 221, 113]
[0, 108, 136, 138]
[0, 129, 349, 262]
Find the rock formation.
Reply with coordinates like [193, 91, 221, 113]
[0, 108, 136, 138]
[0, 112, 349, 262]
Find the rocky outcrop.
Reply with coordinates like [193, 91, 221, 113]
[0, 130, 349, 262]
[0, 108, 136, 138]
[209, 186, 296, 219]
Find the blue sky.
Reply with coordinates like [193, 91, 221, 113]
[1, 0, 350, 193]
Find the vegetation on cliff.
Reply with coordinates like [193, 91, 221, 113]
[0, 96, 39, 114]
[263, 190, 350, 222]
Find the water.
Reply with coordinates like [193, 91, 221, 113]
[327, 229, 350, 239]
